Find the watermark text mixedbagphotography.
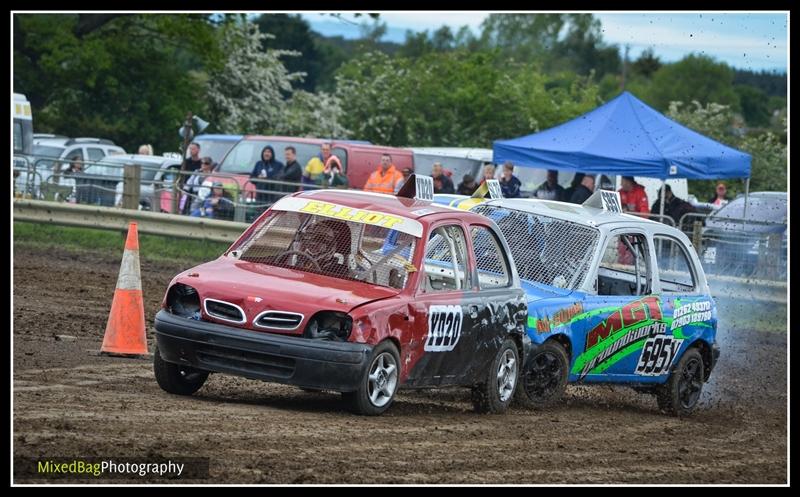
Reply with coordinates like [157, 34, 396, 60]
[15, 457, 209, 480]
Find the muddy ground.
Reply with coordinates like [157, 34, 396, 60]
[13, 246, 787, 484]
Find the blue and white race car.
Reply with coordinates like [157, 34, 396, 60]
[465, 189, 719, 416]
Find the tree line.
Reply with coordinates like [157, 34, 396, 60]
[13, 13, 786, 196]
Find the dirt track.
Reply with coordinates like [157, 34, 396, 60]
[13, 246, 787, 484]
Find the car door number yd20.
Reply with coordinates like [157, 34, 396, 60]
[636, 334, 684, 376]
[425, 305, 463, 352]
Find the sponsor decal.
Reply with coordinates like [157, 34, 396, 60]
[534, 303, 585, 333]
[271, 197, 424, 236]
[585, 296, 662, 350]
[671, 300, 712, 331]
[579, 321, 667, 378]
[425, 305, 463, 352]
[635, 334, 684, 376]
[572, 296, 666, 379]
[299, 201, 402, 228]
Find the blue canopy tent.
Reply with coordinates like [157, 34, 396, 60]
[493, 91, 753, 217]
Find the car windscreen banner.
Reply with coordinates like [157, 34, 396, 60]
[271, 197, 424, 237]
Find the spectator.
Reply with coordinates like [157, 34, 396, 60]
[138, 144, 154, 156]
[708, 182, 731, 209]
[364, 153, 403, 194]
[394, 167, 414, 193]
[181, 156, 214, 214]
[191, 182, 234, 219]
[569, 175, 594, 204]
[326, 161, 350, 189]
[250, 145, 283, 205]
[279, 146, 303, 194]
[563, 172, 585, 202]
[499, 162, 522, 198]
[431, 162, 455, 194]
[619, 176, 650, 217]
[651, 184, 695, 226]
[533, 169, 565, 201]
[481, 163, 496, 184]
[598, 174, 615, 192]
[64, 156, 84, 175]
[305, 142, 335, 185]
[179, 142, 202, 189]
[60, 156, 84, 203]
[457, 174, 479, 196]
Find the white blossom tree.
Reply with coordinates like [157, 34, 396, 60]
[207, 20, 302, 134]
[279, 90, 351, 138]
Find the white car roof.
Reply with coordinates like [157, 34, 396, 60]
[481, 197, 666, 229]
[409, 147, 493, 162]
[33, 138, 69, 147]
[100, 154, 176, 166]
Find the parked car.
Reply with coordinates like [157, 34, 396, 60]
[190, 134, 243, 166]
[46, 154, 179, 208]
[470, 190, 719, 416]
[701, 192, 787, 278]
[20, 137, 126, 198]
[217, 136, 415, 194]
[153, 180, 528, 415]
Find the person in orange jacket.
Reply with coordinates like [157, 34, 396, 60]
[619, 176, 650, 217]
[364, 153, 404, 194]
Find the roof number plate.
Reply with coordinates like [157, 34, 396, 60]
[601, 191, 622, 213]
[415, 175, 434, 201]
[486, 179, 503, 199]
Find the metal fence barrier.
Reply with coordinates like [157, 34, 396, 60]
[13, 199, 248, 243]
[13, 154, 787, 283]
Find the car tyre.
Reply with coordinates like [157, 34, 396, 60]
[153, 345, 209, 395]
[657, 348, 704, 416]
[515, 340, 569, 409]
[342, 341, 400, 416]
[472, 338, 519, 414]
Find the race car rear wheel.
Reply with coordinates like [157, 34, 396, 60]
[342, 341, 400, 416]
[472, 339, 519, 414]
[515, 341, 569, 408]
[657, 348, 704, 416]
[153, 345, 209, 395]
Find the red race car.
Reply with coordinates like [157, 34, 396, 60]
[154, 177, 528, 415]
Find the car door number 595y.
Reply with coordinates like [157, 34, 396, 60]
[636, 335, 684, 376]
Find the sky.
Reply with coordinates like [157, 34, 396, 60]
[300, 12, 788, 72]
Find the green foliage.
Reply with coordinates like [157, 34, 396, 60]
[281, 90, 350, 138]
[735, 85, 771, 127]
[739, 129, 787, 192]
[667, 101, 786, 197]
[255, 14, 321, 92]
[334, 50, 599, 147]
[631, 48, 662, 79]
[646, 54, 740, 111]
[478, 13, 621, 78]
[14, 14, 220, 154]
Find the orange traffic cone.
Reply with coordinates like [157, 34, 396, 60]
[101, 222, 148, 356]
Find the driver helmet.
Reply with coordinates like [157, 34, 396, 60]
[296, 220, 340, 262]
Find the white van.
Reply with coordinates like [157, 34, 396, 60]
[13, 93, 33, 156]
